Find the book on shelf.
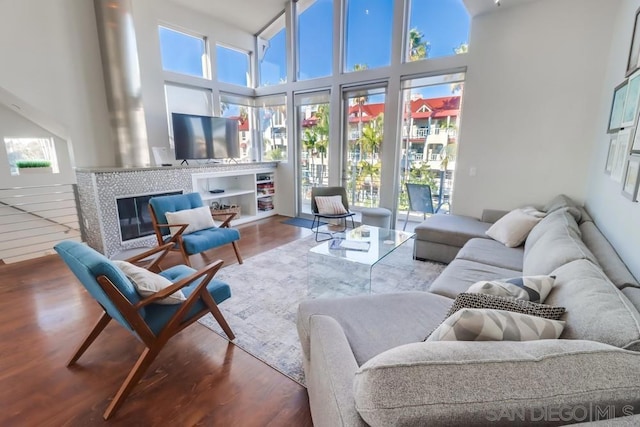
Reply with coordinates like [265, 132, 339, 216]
[329, 238, 370, 252]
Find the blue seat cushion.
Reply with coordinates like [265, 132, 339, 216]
[143, 265, 231, 335]
[181, 227, 240, 255]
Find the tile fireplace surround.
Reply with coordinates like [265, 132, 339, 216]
[75, 162, 277, 258]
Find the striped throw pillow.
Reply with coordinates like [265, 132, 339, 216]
[315, 195, 348, 215]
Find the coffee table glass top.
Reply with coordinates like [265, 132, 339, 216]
[309, 225, 415, 266]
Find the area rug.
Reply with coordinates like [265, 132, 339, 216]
[198, 235, 446, 385]
[281, 216, 325, 229]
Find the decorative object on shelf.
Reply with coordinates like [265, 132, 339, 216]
[622, 70, 640, 128]
[627, 7, 640, 77]
[16, 159, 52, 174]
[622, 154, 640, 201]
[608, 80, 629, 133]
[211, 204, 241, 216]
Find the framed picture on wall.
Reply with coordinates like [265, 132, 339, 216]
[622, 155, 640, 201]
[627, 8, 640, 76]
[608, 80, 629, 132]
[622, 71, 640, 128]
[632, 125, 640, 153]
[612, 128, 632, 182]
[605, 133, 619, 175]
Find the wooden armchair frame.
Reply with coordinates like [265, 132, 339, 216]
[66, 243, 235, 420]
[148, 205, 243, 267]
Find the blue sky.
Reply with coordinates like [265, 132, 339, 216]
[160, 0, 469, 96]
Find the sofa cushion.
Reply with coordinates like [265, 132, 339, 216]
[523, 217, 599, 276]
[413, 214, 491, 248]
[545, 259, 640, 350]
[429, 259, 522, 299]
[525, 208, 581, 254]
[543, 194, 583, 223]
[353, 340, 640, 427]
[297, 292, 452, 366]
[426, 308, 565, 342]
[442, 293, 566, 321]
[622, 287, 640, 313]
[580, 221, 639, 289]
[456, 238, 524, 271]
[466, 275, 556, 303]
[485, 208, 542, 247]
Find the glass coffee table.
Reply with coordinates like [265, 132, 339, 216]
[307, 225, 415, 297]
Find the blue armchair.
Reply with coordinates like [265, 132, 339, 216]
[148, 192, 243, 267]
[54, 240, 234, 420]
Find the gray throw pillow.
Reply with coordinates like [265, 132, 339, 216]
[426, 308, 565, 342]
[425, 293, 566, 340]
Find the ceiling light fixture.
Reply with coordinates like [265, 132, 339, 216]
[495, 0, 501, 6]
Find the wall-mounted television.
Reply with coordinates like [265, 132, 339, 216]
[172, 113, 240, 160]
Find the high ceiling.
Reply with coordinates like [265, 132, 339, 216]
[168, 0, 536, 36]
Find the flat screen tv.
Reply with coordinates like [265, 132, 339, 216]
[172, 113, 240, 160]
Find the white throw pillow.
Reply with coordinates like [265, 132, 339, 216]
[165, 206, 216, 237]
[485, 208, 542, 247]
[466, 275, 556, 303]
[113, 260, 186, 304]
[315, 195, 348, 215]
[426, 308, 565, 342]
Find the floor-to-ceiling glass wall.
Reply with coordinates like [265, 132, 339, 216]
[397, 73, 465, 230]
[295, 91, 331, 215]
[342, 86, 386, 209]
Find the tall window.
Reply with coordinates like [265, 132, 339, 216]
[164, 84, 213, 148]
[220, 94, 254, 161]
[216, 44, 250, 87]
[297, 0, 333, 80]
[397, 72, 465, 219]
[296, 91, 330, 214]
[344, 0, 393, 72]
[258, 14, 287, 87]
[4, 138, 59, 175]
[158, 26, 208, 78]
[257, 95, 288, 161]
[406, 0, 470, 62]
[343, 87, 386, 208]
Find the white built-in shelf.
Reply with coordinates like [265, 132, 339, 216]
[201, 189, 254, 201]
[191, 167, 277, 226]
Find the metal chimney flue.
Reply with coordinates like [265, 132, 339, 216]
[94, 0, 150, 168]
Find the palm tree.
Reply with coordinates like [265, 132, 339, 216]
[408, 28, 430, 61]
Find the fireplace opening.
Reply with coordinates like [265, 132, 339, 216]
[116, 191, 182, 242]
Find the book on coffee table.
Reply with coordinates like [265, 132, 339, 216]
[329, 239, 370, 252]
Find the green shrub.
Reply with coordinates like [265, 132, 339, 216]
[16, 159, 51, 168]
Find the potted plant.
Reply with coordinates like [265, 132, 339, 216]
[16, 159, 53, 174]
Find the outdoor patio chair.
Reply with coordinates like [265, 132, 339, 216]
[54, 240, 234, 420]
[404, 183, 436, 230]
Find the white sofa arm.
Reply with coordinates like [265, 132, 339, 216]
[354, 340, 640, 426]
[306, 315, 368, 427]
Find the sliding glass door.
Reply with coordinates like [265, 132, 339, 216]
[342, 86, 387, 209]
[295, 91, 331, 216]
[396, 73, 465, 229]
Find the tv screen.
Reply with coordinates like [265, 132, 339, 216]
[172, 113, 240, 160]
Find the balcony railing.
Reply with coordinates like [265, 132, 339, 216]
[0, 184, 83, 263]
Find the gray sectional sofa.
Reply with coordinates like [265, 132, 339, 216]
[297, 195, 640, 426]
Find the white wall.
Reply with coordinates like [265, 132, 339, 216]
[0, 0, 114, 168]
[453, 0, 620, 216]
[585, 0, 640, 279]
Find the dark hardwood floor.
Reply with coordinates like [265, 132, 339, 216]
[0, 216, 314, 426]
